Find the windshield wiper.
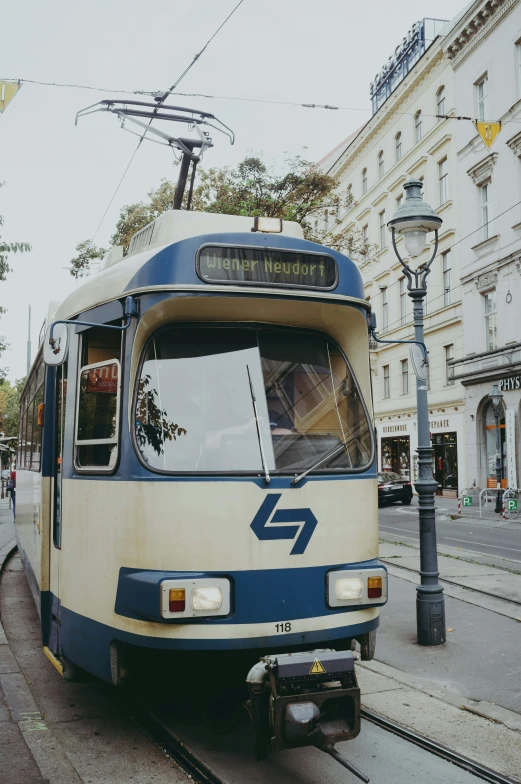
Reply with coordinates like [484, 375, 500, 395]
[291, 441, 348, 485]
[246, 365, 270, 484]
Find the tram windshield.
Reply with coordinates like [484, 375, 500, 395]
[135, 327, 372, 474]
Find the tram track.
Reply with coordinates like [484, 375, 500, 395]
[129, 696, 226, 784]
[360, 708, 519, 784]
[381, 556, 521, 608]
[128, 688, 520, 784]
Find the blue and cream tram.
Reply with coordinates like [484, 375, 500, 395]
[16, 207, 386, 773]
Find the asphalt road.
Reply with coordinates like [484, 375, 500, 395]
[379, 498, 521, 564]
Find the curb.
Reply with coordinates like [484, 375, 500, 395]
[360, 659, 521, 734]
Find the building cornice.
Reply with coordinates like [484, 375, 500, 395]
[507, 130, 521, 157]
[407, 155, 429, 178]
[389, 174, 407, 192]
[466, 152, 498, 184]
[427, 133, 452, 157]
[444, 0, 519, 70]
[355, 206, 372, 222]
[330, 47, 446, 181]
[371, 191, 389, 208]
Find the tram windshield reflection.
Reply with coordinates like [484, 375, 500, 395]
[135, 327, 372, 474]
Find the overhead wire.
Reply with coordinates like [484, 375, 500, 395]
[6, 78, 521, 126]
[89, 0, 246, 241]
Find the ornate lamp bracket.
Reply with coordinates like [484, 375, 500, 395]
[391, 227, 439, 293]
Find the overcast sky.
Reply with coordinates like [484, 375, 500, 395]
[1, 0, 461, 382]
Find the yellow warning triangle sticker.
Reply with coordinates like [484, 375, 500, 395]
[309, 658, 326, 675]
[0, 81, 21, 113]
[474, 121, 501, 150]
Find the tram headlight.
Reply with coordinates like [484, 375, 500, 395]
[335, 578, 364, 601]
[191, 586, 223, 611]
[327, 568, 387, 607]
[160, 577, 231, 618]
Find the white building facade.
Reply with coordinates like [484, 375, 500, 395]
[443, 0, 521, 492]
[322, 19, 466, 495]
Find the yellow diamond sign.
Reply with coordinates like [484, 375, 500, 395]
[474, 121, 501, 149]
[0, 81, 21, 113]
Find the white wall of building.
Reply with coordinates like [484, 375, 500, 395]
[444, 0, 521, 490]
[323, 23, 466, 494]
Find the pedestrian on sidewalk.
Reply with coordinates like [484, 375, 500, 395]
[7, 469, 15, 519]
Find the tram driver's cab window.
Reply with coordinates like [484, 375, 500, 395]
[75, 328, 121, 470]
[134, 326, 372, 475]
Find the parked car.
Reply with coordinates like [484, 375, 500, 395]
[378, 472, 413, 506]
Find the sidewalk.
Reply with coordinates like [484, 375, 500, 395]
[0, 498, 16, 571]
[0, 549, 189, 783]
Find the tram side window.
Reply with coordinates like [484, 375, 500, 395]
[75, 328, 122, 470]
[18, 358, 45, 472]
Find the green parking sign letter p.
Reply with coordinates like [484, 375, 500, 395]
[507, 499, 518, 511]
[462, 496, 472, 507]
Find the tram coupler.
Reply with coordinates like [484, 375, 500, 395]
[246, 649, 369, 783]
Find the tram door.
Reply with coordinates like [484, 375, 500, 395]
[48, 363, 67, 651]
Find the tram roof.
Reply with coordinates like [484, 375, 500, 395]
[55, 226, 366, 322]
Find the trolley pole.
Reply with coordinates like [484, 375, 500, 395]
[387, 179, 446, 646]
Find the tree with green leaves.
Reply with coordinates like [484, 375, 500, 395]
[69, 155, 376, 278]
[135, 374, 186, 457]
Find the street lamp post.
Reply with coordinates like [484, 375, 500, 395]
[387, 178, 446, 646]
[489, 384, 504, 513]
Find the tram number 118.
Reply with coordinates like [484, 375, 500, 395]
[275, 622, 292, 633]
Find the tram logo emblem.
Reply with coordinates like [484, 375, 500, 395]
[250, 494, 318, 555]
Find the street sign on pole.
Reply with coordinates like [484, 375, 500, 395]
[0, 81, 21, 113]
[462, 496, 473, 507]
[507, 499, 518, 512]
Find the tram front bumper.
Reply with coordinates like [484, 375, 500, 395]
[246, 649, 369, 781]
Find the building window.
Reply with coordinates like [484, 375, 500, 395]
[438, 157, 448, 205]
[362, 224, 369, 246]
[445, 344, 454, 385]
[480, 182, 492, 240]
[436, 86, 446, 119]
[395, 132, 402, 162]
[414, 110, 422, 143]
[442, 250, 451, 306]
[379, 210, 386, 249]
[476, 74, 488, 121]
[383, 364, 390, 399]
[17, 360, 45, 472]
[484, 290, 497, 351]
[399, 277, 407, 325]
[362, 168, 368, 194]
[396, 193, 403, 210]
[401, 359, 409, 395]
[382, 287, 388, 331]
[378, 150, 385, 179]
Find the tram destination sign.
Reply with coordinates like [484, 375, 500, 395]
[197, 246, 337, 290]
